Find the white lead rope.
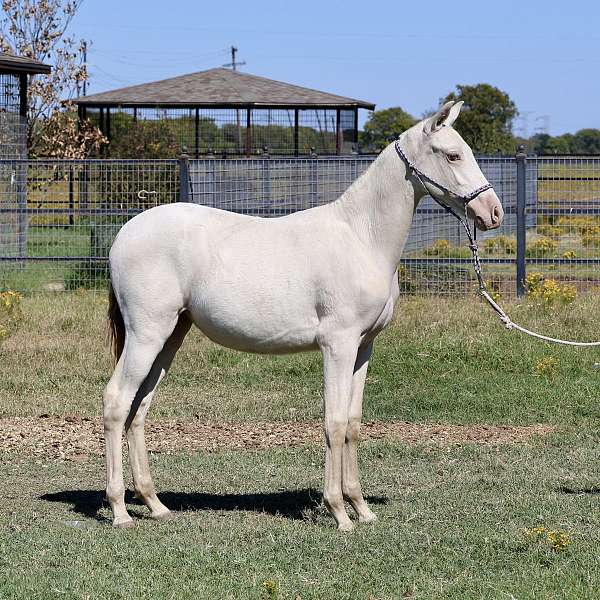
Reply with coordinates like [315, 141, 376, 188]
[478, 288, 600, 347]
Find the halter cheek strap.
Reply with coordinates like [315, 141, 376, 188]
[394, 140, 493, 215]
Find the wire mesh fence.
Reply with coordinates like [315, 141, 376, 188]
[2, 154, 600, 295]
[0, 159, 178, 292]
[526, 156, 600, 292]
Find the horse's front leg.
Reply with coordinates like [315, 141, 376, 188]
[320, 334, 359, 531]
[343, 342, 377, 524]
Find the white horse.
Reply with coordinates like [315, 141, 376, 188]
[104, 100, 503, 530]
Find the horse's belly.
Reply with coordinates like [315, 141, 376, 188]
[187, 294, 319, 354]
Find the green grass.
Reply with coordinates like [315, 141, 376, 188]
[2, 292, 600, 424]
[1, 432, 600, 599]
[2, 293, 600, 598]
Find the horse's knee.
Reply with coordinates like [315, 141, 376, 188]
[345, 419, 361, 444]
[342, 481, 362, 500]
[325, 420, 347, 447]
[103, 391, 128, 429]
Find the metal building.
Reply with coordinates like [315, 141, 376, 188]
[73, 68, 374, 157]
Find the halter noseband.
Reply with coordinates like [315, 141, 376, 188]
[394, 140, 493, 217]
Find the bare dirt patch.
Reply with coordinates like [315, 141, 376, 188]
[0, 416, 556, 461]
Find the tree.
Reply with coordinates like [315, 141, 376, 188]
[442, 84, 518, 154]
[360, 107, 417, 152]
[573, 129, 600, 154]
[0, 0, 99, 155]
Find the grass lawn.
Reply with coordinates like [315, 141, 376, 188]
[1, 293, 600, 598]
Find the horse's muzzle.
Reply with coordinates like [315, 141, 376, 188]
[467, 190, 504, 231]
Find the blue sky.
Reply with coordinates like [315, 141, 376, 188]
[73, 0, 600, 136]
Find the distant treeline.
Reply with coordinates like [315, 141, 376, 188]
[526, 130, 600, 155]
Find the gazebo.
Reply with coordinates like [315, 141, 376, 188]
[74, 68, 375, 157]
[0, 52, 51, 157]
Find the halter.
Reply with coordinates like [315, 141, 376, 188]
[394, 140, 493, 217]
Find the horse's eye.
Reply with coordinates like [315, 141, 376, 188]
[446, 153, 461, 162]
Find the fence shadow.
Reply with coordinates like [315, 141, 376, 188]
[40, 488, 388, 523]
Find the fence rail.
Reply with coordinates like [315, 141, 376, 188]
[1, 153, 600, 295]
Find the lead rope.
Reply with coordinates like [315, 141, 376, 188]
[460, 214, 600, 347]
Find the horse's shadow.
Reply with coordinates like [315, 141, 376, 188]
[557, 485, 600, 496]
[40, 488, 388, 523]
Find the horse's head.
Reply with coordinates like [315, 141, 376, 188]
[401, 100, 504, 231]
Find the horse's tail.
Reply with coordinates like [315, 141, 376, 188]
[107, 280, 125, 366]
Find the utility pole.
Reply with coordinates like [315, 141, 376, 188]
[223, 46, 247, 153]
[223, 46, 246, 71]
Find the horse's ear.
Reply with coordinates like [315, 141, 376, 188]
[424, 100, 464, 134]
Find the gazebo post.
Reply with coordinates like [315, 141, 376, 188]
[335, 109, 341, 156]
[353, 109, 359, 148]
[245, 108, 252, 157]
[18, 73, 27, 119]
[294, 109, 299, 157]
[195, 108, 200, 158]
[106, 107, 111, 143]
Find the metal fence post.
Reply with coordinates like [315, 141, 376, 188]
[16, 160, 27, 260]
[179, 149, 190, 202]
[516, 146, 527, 297]
[261, 146, 271, 215]
[309, 147, 318, 208]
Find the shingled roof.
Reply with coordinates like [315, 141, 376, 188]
[74, 68, 374, 110]
[0, 52, 51, 75]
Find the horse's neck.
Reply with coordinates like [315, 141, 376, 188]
[331, 143, 423, 269]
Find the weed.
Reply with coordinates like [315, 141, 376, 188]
[536, 225, 562, 239]
[525, 272, 577, 306]
[556, 216, 600, 235]
[524, 525, 571, 552]
[482, 235, 516, 255]
[424, 239, 470, 258]
[0, 290, 23, 343]
[262, 580, 279, 600]
[526, 237, 557, 257]
[534, 356, 559, 377]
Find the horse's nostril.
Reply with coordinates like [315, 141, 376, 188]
[492, 206, 501, 223]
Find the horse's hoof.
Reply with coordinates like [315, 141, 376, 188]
[359, 512, 378, 524]
[337, 521, 355, 533]
[151, 510, 177, 522]
[113, 517, 135, 529]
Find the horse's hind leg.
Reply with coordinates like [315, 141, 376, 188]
[126, 313, 192, 520]
[103, 318, 179, 528]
